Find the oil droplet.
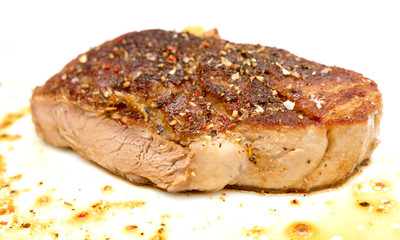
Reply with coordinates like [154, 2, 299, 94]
[287, 222, 314, 239]
[0, 155, 6, 174]
[0, 133, 21, 142]
[0, 108, 29, 130]
[123, 224, 144, 238]
[290, 199, 300, 206]
[0, 198, 16, 215]
[354, 179, 389, 195]
[149, 214, 170, 240]
[295, 177, 400, 239]
[76, 211, 89, 220]
[68, 200, 146, 225]
[354, 180, 396, 214]
[101, 185, 114, 194]
[35, 195, 52, 207]
[241, 226, 268, 239]
[125, 224, 138, 231]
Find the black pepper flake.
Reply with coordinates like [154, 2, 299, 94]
[22, 223, 31, 228]
[249, 156, 255, 161]
[113, 79, 124, 89]
[376, 208, 384, 213]
[359, 202, 370, 207]
[291, 199, 299, 204]
[209, 130, 217, 138]
[157, 126, 165, 133]
[156, 102, 165, 108]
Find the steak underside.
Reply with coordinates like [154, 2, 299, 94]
[30, 29, 382, 192]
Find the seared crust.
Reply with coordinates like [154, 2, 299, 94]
[34, 29, 381, 144]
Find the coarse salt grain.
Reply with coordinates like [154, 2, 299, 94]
[256, 76, 264, 82]
[321, 67, 332, 74]
[232, 110, 238, 118]
[146, 53, 156, 61]
[254, 104, 264, 113]
[276, 62, 291, 75]
[169, 120, 177, 126]
[310, 94, 326, 109]
[231, 72, 240, 81]
[188, 102, 197, 107]
[169, 67, 177, 75]
[221, 57, 232, 67]
[283, 100, 295, 110]
[78, 54, 87, 64]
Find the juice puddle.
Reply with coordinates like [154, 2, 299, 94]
[285, 179, 400, 240]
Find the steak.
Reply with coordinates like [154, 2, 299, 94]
[30, 29, 382, 192]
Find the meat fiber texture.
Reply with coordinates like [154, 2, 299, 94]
[31, 29, 382, 192]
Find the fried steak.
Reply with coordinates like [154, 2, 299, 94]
[30, 29, 382, 192]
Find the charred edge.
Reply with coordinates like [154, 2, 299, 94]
[225, 158, 370, 194]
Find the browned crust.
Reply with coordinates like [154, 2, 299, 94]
[33, 29, 382, 141]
